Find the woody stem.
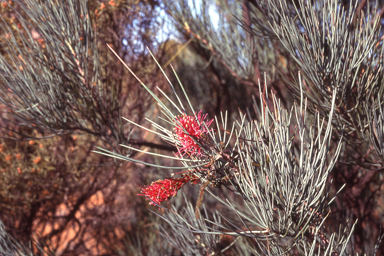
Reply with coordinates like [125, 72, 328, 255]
[195, 180, 210, 219]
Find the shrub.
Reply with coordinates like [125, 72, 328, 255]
[1, 0, 384, 255]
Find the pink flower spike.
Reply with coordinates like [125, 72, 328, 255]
[174, 110, 213, 156]
[138, 176, 190, 206]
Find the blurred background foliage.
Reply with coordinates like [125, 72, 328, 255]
[0, 0, 383, 255]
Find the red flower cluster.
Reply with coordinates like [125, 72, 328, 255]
[138, 176, 190, 205]
[174, 111, 213, 155]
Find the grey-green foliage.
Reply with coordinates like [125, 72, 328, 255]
[167, 0, 384, 152]
[0, 218, 54, 256]
[0, 0, 124, 149]
[165, 0, 278, 81]
[159, 1, 384, 252]
[1, 0, 382, 254]
[246, 0, 384, 138]
[0, 0, 164, 255]
[96, 42, 356, 254]
[191, 83, 353, 254]
[156, 196, 222, 256]
[216, 82, 354, 254]
[0, 218, 26, 256]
